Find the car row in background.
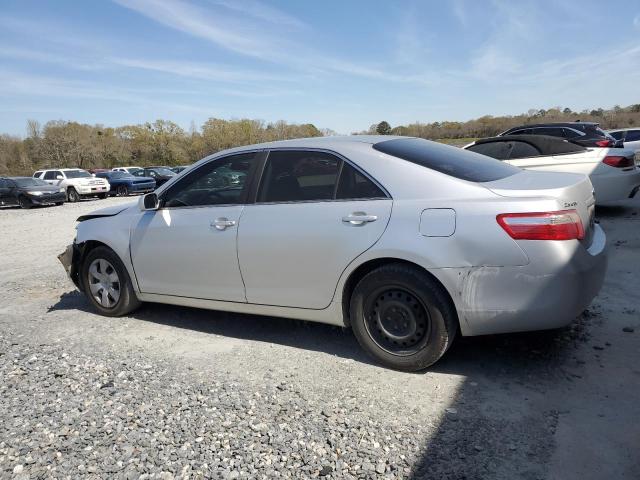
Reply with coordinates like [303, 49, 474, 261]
[500, 121, 622, 148]
[0, 176, 66, 208]
[464, 134, 640, 204]
[34, 168, 110, 202]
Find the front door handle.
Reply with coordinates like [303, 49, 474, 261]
[211, 217, 236, 230]
[342, 212, 378, 226]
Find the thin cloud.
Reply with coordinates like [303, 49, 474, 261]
[208, 0, 306, 29]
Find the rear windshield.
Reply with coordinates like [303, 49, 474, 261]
[373, 138, 519, 182]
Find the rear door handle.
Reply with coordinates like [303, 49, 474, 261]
[342, 212, 378, 226]
[211, 217, 236, 230]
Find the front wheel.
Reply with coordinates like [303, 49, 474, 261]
[81, 246, 141, 316]
[116, 185, 129, 196]
[67, 188, 80, 203]
[18, 196, 32, 209]
[349, 264, 458, 371]
[97, 193, 108, 199]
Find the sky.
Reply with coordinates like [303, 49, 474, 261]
[1, 0, 639, 136]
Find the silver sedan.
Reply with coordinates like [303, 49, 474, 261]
[59, 136, 607, 371]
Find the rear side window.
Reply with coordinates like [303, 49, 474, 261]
[0, 179, 6, 188]
[466, 142, 512, 160]
[258, 151, 340, 202]
[33, 171, 42, 178]
[43, 171, 57, 180]
[374, 138, 519, 182]
[509, 128, 531, 135]
[509, 141, 541, 159]
[561, 128, 582, 139]
[625, 130, 640, 142]
[535, 127, 563, 137]
[609, 131, 624, 140]
[336, 163, 386, 199]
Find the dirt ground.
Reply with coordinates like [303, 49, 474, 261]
[0, 195, 638, 479]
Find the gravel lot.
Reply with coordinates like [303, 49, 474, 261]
[1, 196, 639, 479]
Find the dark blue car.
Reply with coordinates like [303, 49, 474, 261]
[95, 171, 156, 197]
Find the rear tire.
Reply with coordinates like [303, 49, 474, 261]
[18, 196, 32, 209]
[349, 263, 458, 371]
[55, 202, 64, 206]
[67, 188, 80, 203]
[80, 246, 142, 317]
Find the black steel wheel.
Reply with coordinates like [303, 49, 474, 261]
[116, 185, 129, 196]
[349, 263, 458, 371]
[67, 188, 80, 202]
[364, 287, 431, 356]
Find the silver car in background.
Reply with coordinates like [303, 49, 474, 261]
[59, 136, 607, 371]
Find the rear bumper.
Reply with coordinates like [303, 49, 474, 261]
[444, 224, 608, 336]
[591, 169, 640, 203]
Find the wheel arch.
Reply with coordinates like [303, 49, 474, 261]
[340, 257, 459, 330]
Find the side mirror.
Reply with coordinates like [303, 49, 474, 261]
[91, 173, 96, 177]
[139, 193, 160, 211]
[56, 175, 63, 180]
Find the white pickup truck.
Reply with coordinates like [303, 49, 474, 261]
[33, 168, 110, 202]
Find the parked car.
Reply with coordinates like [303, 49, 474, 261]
[88, 168, 110, 174]
[112, 166, 144, 175]
[171, 165, 190, 174]
[500, 122, 622, 148]
[463, 135, 640, 204]
[58, 136, 607, 371]
[33, 168, 110, 202]
[131, 167, 176, 187]
[0, 176, 66, 208]
[607, 128, 640, 153]
[94, 171, 156, 196]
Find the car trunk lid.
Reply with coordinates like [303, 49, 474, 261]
[482, 170, 596, 246]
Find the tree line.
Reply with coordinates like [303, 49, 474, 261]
[364, 104, 640, 142]
[1, 104, 639, 176]
[0, 119, 327, 176]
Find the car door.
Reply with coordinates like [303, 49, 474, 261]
[130, 152, 261, 301]
[42, 170, 61, 185]
[237, 149, 392, 309]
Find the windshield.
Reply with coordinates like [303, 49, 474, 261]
[109, 171, 132, 179]
[152, 168, 176, 176]
[13, 178, 49, 187]
[128, 167, 143, 174]
[65, 170, 92, 179]
[373, 138, 520, 182]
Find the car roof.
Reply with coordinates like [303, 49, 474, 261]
[607, 127, 638, 132]
[473, 134, 587, 155]
[40, 168, 86, 171]
[505, 122, 600, 129]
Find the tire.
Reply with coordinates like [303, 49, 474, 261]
[80, 246, 142, 317]
[349, 263, 458, 371]
[55, 202, 64, 206]
[116, 185, 129, 196]
[67, 187, 80, 203]
[97, 193, 108, 199]
[18, 196, 32, 209]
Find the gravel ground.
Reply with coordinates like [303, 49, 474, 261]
[0, 196, 639, 479]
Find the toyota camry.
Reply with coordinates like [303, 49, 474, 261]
[59, 136, 607, 371]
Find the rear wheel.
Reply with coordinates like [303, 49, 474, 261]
[67, 188, 80, 203]
[349, 263, 457, 371]
[55, 202, 64, 206]
[116, 185, 129, 196]
[18, 196, 32, 209]
[81, 246, 141, 316]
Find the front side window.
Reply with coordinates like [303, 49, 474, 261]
[163, 152, 256, 208]
[258, 151, 340, 202]
[0, 179, 6, 188]
[509, 141, 541, 159]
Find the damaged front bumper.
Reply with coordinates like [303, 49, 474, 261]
[57, 243, 81, 290]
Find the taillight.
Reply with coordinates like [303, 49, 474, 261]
[595, 139, 613, 147]
[603, 155, 634, 168]
[497, 210, 585, 241]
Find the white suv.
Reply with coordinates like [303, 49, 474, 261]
[33, 169, 110, 202]
[112, 166, 143, 175]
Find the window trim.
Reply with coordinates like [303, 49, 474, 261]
[250, 147, 391, 206]
[158, 150, 266, 210]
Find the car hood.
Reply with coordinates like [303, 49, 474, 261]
[19, 184, 62, 193]
[77, 203, 134, 222]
